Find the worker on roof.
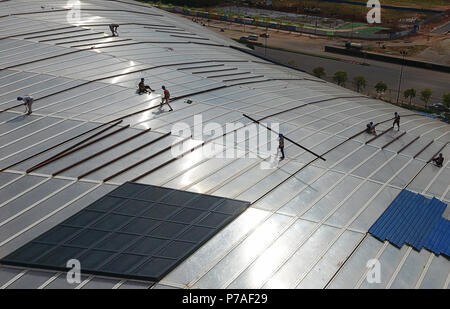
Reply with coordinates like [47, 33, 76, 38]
[432, 153, 444, 167]
[161, 86, 173, 112]
[393, 112, 400, 130]
[278, 133, 285, 161]
[109, 24, 119, 37]
[138, 78, 152, 94]
[366, 122, 376, 135]
[17, 94, 33, 115]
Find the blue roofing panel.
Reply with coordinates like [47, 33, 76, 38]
[391, 194, 426, 248]
[424, 218, 450, 257]
[369, 189, 449, 256]
[369, 190, 412, 240]
[411, 198, 447, 250]
[399, 195, 427, 248]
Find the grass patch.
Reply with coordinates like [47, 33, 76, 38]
[351, 26, 391, 34]
[337, 22, 367, 30]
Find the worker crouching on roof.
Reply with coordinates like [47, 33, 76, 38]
[109, 24, 119, 36]
[432, 153, 444, 167]
[17, 95, 33, 115]
[138, 78, 153, 94]
[366, 122, 376, 135]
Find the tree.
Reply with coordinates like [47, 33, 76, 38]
[403, 88, 416, 105]
[375, 81, 387, 98]
[333, 70, 348, 87]
[443, 92, 450, 108]
[420, 88, 432, 107]
[313, 67, 325, 78]
[353, 75, 367, 93]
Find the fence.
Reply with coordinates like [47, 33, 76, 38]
[324, 46, 450, 73]
[163, 6, 421, 40]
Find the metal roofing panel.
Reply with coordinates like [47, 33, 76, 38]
[424, 218, 450, 256]
[411, 198, 447, 250]
[369, 189, 448, 255]
[1, 0, 449, 289]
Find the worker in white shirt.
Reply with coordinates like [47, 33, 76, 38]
[17, 94, 34, 115]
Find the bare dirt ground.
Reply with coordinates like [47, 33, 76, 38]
[178, 15, 449, 107]
[184, 15, 450, 65]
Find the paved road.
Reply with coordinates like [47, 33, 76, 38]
[254, 46, 450, 106]
[433, 22, 450, 34]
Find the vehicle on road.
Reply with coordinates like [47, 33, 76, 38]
[430, 103, 449, 112]
[345, 41, 363, 50]
[248, 34, 259, 41]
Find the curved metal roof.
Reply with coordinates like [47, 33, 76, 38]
[0, 0, 448, 289]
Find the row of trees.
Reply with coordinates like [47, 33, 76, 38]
[312, 67, 450, 108]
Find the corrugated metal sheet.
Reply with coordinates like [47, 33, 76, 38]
[369, 189, 449, 256]
[424, 218, 450, 257]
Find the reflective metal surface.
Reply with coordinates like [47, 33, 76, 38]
[0, 0, 448, 289]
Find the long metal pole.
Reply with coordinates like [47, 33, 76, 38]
[396, 52, 406, 104]
[243, 114, 326, 161]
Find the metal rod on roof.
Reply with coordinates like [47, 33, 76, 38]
[249, 126, 373, 206]
[257, 95, 365, 122]
[3, 8, 71, 17]
[376, 113, 428, 126]
[382, 132, 406, 149]
[228, 79, 272, 87]
[82, 23, 174, 27]
[347, 129, 369, 141]
[69, 39, 132, 48]
[78, 8, 162, 17]
[404, 144, 447, 189]
[129, 137, 204, 183]
[192, 67, 237, 74]
[170, 34, 210, 40]
[397, 136, 420, 154]
[1, 50, 85, 71]
[104, 136, 191, 183]
[0, 26, 78, 41]
[365, 127, 394, 144]
[0, 103, 25, 114]
[178, 64, 225, 71]
[26, 120, 124, 173]
[38, 32, 104, 43]
[325, 233, 368, 288]
[52, 128, 152, 177]
[54, 35, 115, 45]
[222, 75, 265, 82]
[78, 132, 171, 180]
[32, 60, 227, 102]
[427, 142, 448, 163]
[207, 71, 251, 79]
[0, 121, 123, 173]
[24, 28, 90, 39]
[413, 140, 434, 159]
[171, 85, 228, 102]
[50, 35, 110, 45]
[155, 30, 191, 35]
[243, 114, 326, 161]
